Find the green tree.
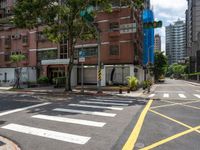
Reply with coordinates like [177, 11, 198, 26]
[153, 51, 168, 81]
[10, 54, 26, 88]
[170, 63, 187, 78]
[13, 0, 143, 91]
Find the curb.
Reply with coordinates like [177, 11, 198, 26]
[0, 136, 21, 150]
[183, 80, 200, 86]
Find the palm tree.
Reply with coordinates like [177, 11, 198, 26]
[10, 54, 26, 88]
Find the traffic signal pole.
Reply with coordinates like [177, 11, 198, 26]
[95, 26, 102, 93]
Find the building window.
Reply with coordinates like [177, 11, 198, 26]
[37, 49, 57, 61]
[4, 53, 10, 61]
[22, 35, 29, 44]
[109, 45, 119, 56]
[76, 47, 97, 58]
[60, 45, 68, 59]
[5, 36, 11, 46]
[11, 51, 22, 55]
[110, 22, 119, 31]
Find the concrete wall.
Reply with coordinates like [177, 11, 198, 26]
[0, 67, 36, 86]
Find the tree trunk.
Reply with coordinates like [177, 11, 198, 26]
[65, 63, 73, 91]
[14, 68, 21, 89]
[65, 33, 74, 91]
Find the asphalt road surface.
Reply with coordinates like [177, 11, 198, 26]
[136, 79, 200, 150]
[0, 92, 146, 150]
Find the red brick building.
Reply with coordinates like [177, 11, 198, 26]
[0, 1, 144, 86]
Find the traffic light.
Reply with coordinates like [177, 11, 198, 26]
[143, 21, 162, 29]
[80, 6, 94, 23]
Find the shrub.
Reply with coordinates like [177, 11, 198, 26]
[142, 80, 152, 89]
[53, 77, 66, 87]
[126, 76, 138, 90]
[37, 76, 49, 84]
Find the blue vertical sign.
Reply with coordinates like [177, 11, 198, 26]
[142, 9, 155, 65]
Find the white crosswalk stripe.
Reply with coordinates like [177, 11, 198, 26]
[2, 124, 91, 144]
[79, 101, 129, 106]
[53, 108, 116, 117]
[163, 93, 169, 98]
[32, 114, 106, 127]
[88, 98, 133, 103]
[148, 94, 155, 98]
[178, 94, 186, 98]
[68, 104, 123, 110]
[194, 94, 200, 99]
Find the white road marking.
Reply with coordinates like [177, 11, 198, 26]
[32, 114, 105, 127]
[178, 94, 186, 98]
[2, 124, 90, 144]
[163, 94, 169, 98]
[68, 104, 123, 110]
[148, 94, 155, 98]
[79, 101, 129, 106]
[53, 108, 116, 117]
[0, 102, 51, 117]
[194, 94, 200, 99]
[88, 98, 133, 103]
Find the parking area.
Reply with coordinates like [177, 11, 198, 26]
[132, 98, 200, 150]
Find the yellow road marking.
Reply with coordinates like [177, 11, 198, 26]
[140, 125, 200, 150]
[150, 109, 200, 134]
[162, 100, 200, 110]
[151, 100, 200, 109]
[122, 100, 153, 150]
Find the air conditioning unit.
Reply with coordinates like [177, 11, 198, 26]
[11, 33, 21, 40]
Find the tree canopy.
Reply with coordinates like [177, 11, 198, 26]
[153, 51, 168, 81]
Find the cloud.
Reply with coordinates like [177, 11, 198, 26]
[151, 0, 187, 52]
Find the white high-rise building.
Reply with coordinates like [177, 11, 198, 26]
[166, 20, 186, 65]
[154, 34, 161, 51]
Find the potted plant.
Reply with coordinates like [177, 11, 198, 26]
[126, 76, 139, 91]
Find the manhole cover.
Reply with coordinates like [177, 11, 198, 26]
[135, 142, 145, 148]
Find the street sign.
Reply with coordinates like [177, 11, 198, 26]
[79, 51, 85, 58]
[79, 50, 85, 62]
[79, 57, 85, 63]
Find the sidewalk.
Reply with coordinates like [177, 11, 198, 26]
[0, 136, 21, 150]
[1, 85, 146, 97]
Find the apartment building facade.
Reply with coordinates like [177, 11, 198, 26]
[166, 20, 186, 65]
[154, 34, 161, 51]
[186, 0, 200, 73]
[0, 1, 144, 86]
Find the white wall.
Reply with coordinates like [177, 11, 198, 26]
[0, 67, 37, 86]
[21, 67, 37, 82]
[0, 68, 15, 84]
[101, 67, 106, 86]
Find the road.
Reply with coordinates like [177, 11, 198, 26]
[0, 91, 146, 150]
[135, 79, 200, 150]
[0, 79, 199, 150]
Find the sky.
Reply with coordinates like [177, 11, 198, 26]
[151, 0, 188, 52]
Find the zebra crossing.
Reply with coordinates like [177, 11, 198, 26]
[148, 93, 200, 99]
[1, 96, 134, 145]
